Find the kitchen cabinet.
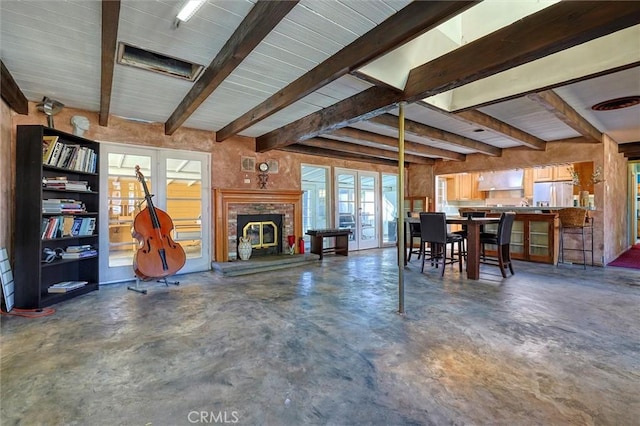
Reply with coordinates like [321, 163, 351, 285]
[484, 213, 559, 264]
[533, 167, 553, 182]
[459, 174, 473, 200]
[534, 165, 573, 182]
[404, 196, 430, 216]
[523, 168, 534, 199]
[445, 173, 483, 201]
[554, 165, 573, 181]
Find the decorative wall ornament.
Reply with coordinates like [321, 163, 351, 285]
[267, 159, 279, 173]
[71, 116, 90, 137]
[241, 156, 256, 172]
[36, 97, 64, 128]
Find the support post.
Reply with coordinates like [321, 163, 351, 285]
[398, 102, 406, 314]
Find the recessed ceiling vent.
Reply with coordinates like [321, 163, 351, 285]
[591, 96, 640, 111]
[117, 42, 204, 81]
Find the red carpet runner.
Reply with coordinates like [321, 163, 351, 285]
[608, 243, 640, 270]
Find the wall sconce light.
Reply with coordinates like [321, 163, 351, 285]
[36, 97, 64, 128]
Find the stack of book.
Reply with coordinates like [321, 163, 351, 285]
[61, 245, 97, 259]
[42, 198, 86, 214]
[43, 178, 90, 192]
[47, 280, 88, 293]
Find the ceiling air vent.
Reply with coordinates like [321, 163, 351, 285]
[117, 42, 204, 81]
[591, 96, 640, 111]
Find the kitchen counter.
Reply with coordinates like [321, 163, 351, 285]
[462, 206, 594, 213]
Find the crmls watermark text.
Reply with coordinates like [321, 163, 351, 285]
[188, 411, 240, 424]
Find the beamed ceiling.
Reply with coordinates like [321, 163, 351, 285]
[1, 1, 639, 165]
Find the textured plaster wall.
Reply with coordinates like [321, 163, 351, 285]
[603, 134, 629, 263]
[0, 99, 15, 256]
[12, 103, 399, 191]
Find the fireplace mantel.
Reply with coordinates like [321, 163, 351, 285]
[214, 188, 303, 261]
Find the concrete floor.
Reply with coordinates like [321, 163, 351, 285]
[1, 248, 639, 425]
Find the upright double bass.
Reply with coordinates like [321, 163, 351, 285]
[132, 165, 186, 280]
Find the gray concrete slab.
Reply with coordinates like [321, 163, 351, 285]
[1, 248, 639, 425]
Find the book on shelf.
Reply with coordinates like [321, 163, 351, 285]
[61, 249, 97, 259]
[65, 244, 93, 253]
[78, 217, 96, 236]
[40, 215, 95, 239]
[47, 280, 88, 293]
[42, 136, 59, 163]
[43, 179, 90, 191]
[42, 138, 97, 173]
[42, 198, 86, 214]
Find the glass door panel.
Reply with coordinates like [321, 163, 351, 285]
[102, 149, 153, 283]
[161, 153, 210, 274]
[337, 172, 357, 248]
[336, 169, 379, 251]
[165, 157, 202, 259]
[359, 173, 379, 250]
[381, 174, 398, 245]
[301, 165, 329, 250]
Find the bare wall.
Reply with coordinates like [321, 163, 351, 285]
[0, 99, 15, 257]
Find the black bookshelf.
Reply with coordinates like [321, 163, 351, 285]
[14, 125, 99, 308]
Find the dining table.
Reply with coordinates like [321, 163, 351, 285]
[404, 216, 501, 280]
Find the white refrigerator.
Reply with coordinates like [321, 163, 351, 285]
[533, 181, 574, 207]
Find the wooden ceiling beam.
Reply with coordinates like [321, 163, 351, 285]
[325, 127, 464, 161]
[280, 144, 403, 167]
[256, 86, 401, 152]
[215, 0, 476, 142]
[618, 142, 640, 157]
[369, 113, 501, 156]
[165, 0, 298, 135]
[257, 1, 639, 155]
[404, 2, 640, 102]
[527, 90, 602, 143]
[99, 0, 120, 126]
[300, 137, 435, 164]
[0, 60, 28, 114]
[454, 109, 547, 150]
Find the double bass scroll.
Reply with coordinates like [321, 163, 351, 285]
[131, 165, 186, 280]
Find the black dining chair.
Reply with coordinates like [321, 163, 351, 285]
[453, 210, 486, 259]
[480, 212, 516, 278]
[419, 212, 463, 276]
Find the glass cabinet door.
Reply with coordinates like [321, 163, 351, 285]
[529, 220, 550, 257]
[510, 220, 525, 256]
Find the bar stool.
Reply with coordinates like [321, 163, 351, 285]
[406, 212, 422, 262]
[480, 212, 516, 278]
[419, 212, 463, 276]
[558, 208, 593, 269]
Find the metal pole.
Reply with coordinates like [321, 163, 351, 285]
[398, 102, 406, 314]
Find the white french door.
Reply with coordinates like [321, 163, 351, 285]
[99, 143, 210, 284]
[335, 168, 379, 251]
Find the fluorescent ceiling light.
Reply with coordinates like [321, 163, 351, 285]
[176, 0, 206, 22]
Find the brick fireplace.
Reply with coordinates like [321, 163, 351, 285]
[213, 189, 303, 261]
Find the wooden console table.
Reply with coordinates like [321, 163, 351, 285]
[306, 229, 351, 260]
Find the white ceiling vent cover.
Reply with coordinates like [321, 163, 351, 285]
[117, 42, 204, 82]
